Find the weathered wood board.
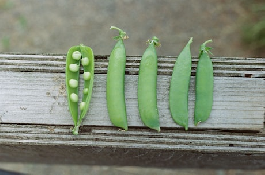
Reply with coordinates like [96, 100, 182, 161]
[0, 53, 264, 169]
[0, 54, 264, 130]
[0, 124, 265, 169]
[0, 72, 264, 130]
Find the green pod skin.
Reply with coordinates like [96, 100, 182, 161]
[169, 37, 193, 130]
[66, 44, 94, 135]
[106, 26, 128, 130]
[66, 46, 81, 127]
[194, 40, 214, 126]
[138, 36, 160, 132]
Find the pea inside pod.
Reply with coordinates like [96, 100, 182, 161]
[66, 44, 94, 135]
[138, 36, 160, 132]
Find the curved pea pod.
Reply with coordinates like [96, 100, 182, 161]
[138, 36, 160, 132]
[169, 37, 193, 130]
[194, 40, 214, 126]
[65, 44, 94, 135]
[78, 45, 94, 125]
[66, 46, 81, 127]
[106, 26, 128, 130]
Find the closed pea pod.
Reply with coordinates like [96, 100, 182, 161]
[106, 26, 128, 130]
[194, 40, 213, 126]
[66, 44, 94, 135]
[169, 37, 193, 130]
[138, 36, 160, 132]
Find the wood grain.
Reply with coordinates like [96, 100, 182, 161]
[0, 124, 265, 169]
[0, 54, 264, 130]
[0, 53, 264, 168]
[0, 72, 264, 130]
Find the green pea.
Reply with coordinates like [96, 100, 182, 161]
[69, 64, 79, 72]
[70, 93, 78, 103]
[138, 36, 160, 132]
[169, 37, 193, 130]
[69, 79, 78, 88]
[82, 57, 89, 66]
[66, 44, 94, 135]
[83, 88, 89, 95]
[83, 72, 91, 80]
[72, 51, 82, 60]
[106, 26, 128, 130]
[80, 102, 86, 111]
[194, 40, 214, 126]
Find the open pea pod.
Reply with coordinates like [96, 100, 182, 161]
[65, 44, 94, 135]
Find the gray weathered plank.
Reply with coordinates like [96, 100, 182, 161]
[0, 124, 265, 169]
[0, 54, 264, 130]
[0, 54, 265, 77]
[0, 71, 264, 130]
[0, 53, 265, 169]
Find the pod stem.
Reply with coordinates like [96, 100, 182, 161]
[72, 125, 79, 135]
[110, 26, 128, 40]
[147, 36, 161, 47]
[72, 119, 85, 135]
[200, 39, 213, 55]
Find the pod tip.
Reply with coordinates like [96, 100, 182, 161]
[152, 126, 160, 132]
[194, 121, 201, 126]
[118, 125, 128, 131]
[187, 37, 193, 45]
[123, 126, 128, 131]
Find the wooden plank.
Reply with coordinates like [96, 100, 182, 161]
[0, 124, 265, 169]
[0, 54, 265, 77]
[0, 71, 264, 130]
[0, 53, 265, 169]
[0, 53, 264, 130]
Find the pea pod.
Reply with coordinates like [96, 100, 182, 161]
[169, 37, 193, 130]
[66, 44, 94, 135]
[194, 40, 213, 126]
[138, 36, 160, 132]
[106, 26, 128, 130]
